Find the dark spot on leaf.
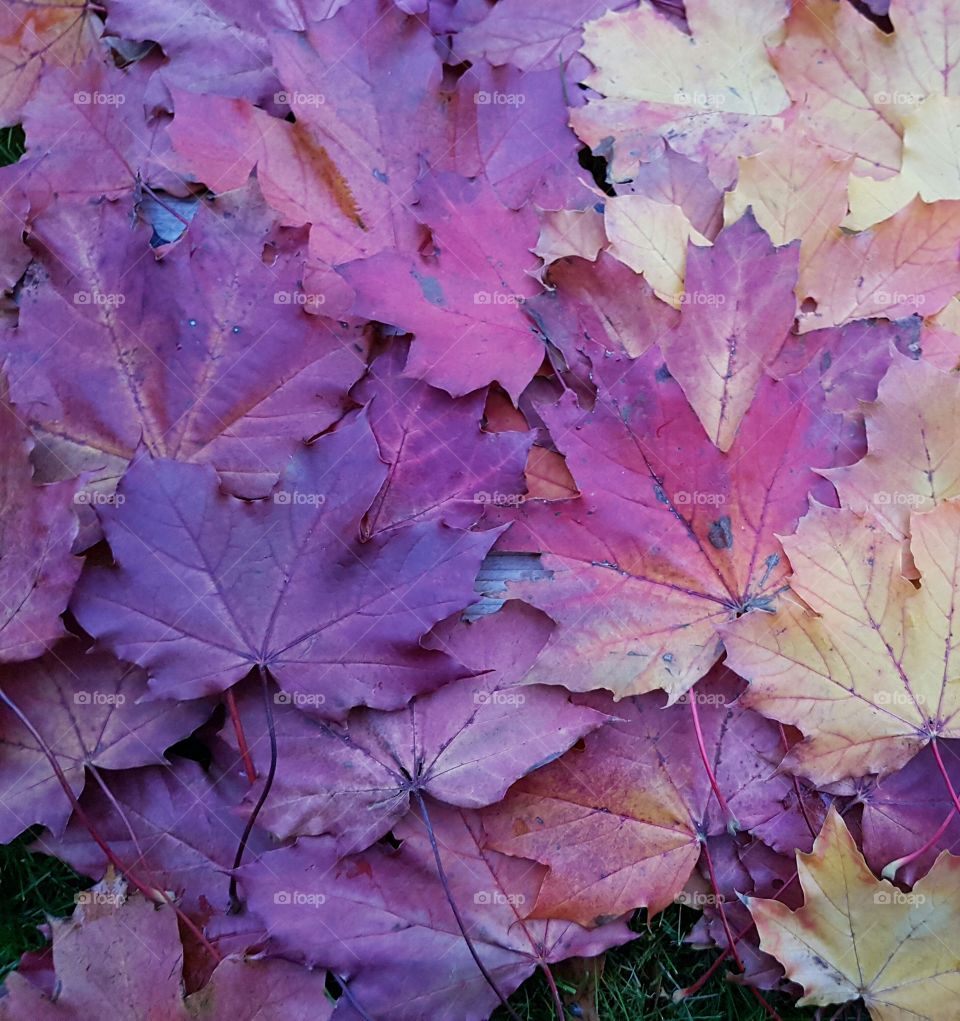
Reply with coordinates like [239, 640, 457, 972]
[708, 516, 733, 550]
[412, 270, 444, 306]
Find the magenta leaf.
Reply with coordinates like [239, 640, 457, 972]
[354, 344, 532, 535]
[4, 184, 369, 502]
[0, 640, 210, 842]
[239, 803, 633, 1021]
[500, 346, 858, 700]
[338, 171, 545, 400]
[0, 381, 81, 662]
[72, 413, 499, 713]
[218, 602, 608, 850]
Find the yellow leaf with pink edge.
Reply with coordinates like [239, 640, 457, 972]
[773, 0, 960, 179]
[843, 96, 960, 226]
[724, 122, 852, 275]
[748, 807, 960, 1017]
[824, 354, 960, 541]
[724, 500, 960, 784]
[797, 198, 960, 332]
[604, 196, 710, 307]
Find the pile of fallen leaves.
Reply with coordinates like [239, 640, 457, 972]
[2, 0, 960, 1018]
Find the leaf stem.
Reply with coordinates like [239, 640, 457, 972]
[882, 807, 955, 880]
[539, 961, 565, 1021]
[413, 790, 523, 1021]
[687, 691, 739, 833]
[228, 666, 277, 913]
[225, 686, 257, 785]
[88, 762, 147, 868]
[930, 739, 960, 814]
[333, 973, 376, 1021]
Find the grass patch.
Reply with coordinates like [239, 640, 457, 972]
[493, 904, 822, 1020]
[0, 833, 88, 978]
[0, 125, 25, 166]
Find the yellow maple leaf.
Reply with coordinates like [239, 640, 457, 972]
[604, 195, 710, 306]
[798, 197, 960, 331]
[723, 499, 960, 783]
[748, 808, 960, 1018]
[724, 121, 853, 276]
[824, 353, 960, 543]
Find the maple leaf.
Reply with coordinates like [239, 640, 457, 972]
[71, 412, 499, 713]
[528, 252, 678, 362]
[772, 0, 960, 178]
[662, 210, 800, 451]
[859, 741, 960, 887]
[167, 0, 440, 266]
[267, 8, 439, 261]
[337, 171, 545, 400]
[724, 499, 960, 783]
[218, 602, 608, 850]
[502, 346, 855, 700]
[723, 121, 853, 278]
[353, 344, 531, 536]
[0, 0, 101, 125]
[0, 883, 335, 1021]
[35, 757, 268, 919]
[0, 640, 210, 843]
[0, 380, 81, 662]
[797, 197, 960, 331]
[239, 803, 633, 1021]
[482, 666, 799, 925]
[105, 0, 276, 102]
[4, 186, 369, 501]
[824, 352, 960, 541]
[747, 807, 960, 1015]
[571, 0, 788, 185]
[21, 59, 176, 203]
[581, 0, 789, 116]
